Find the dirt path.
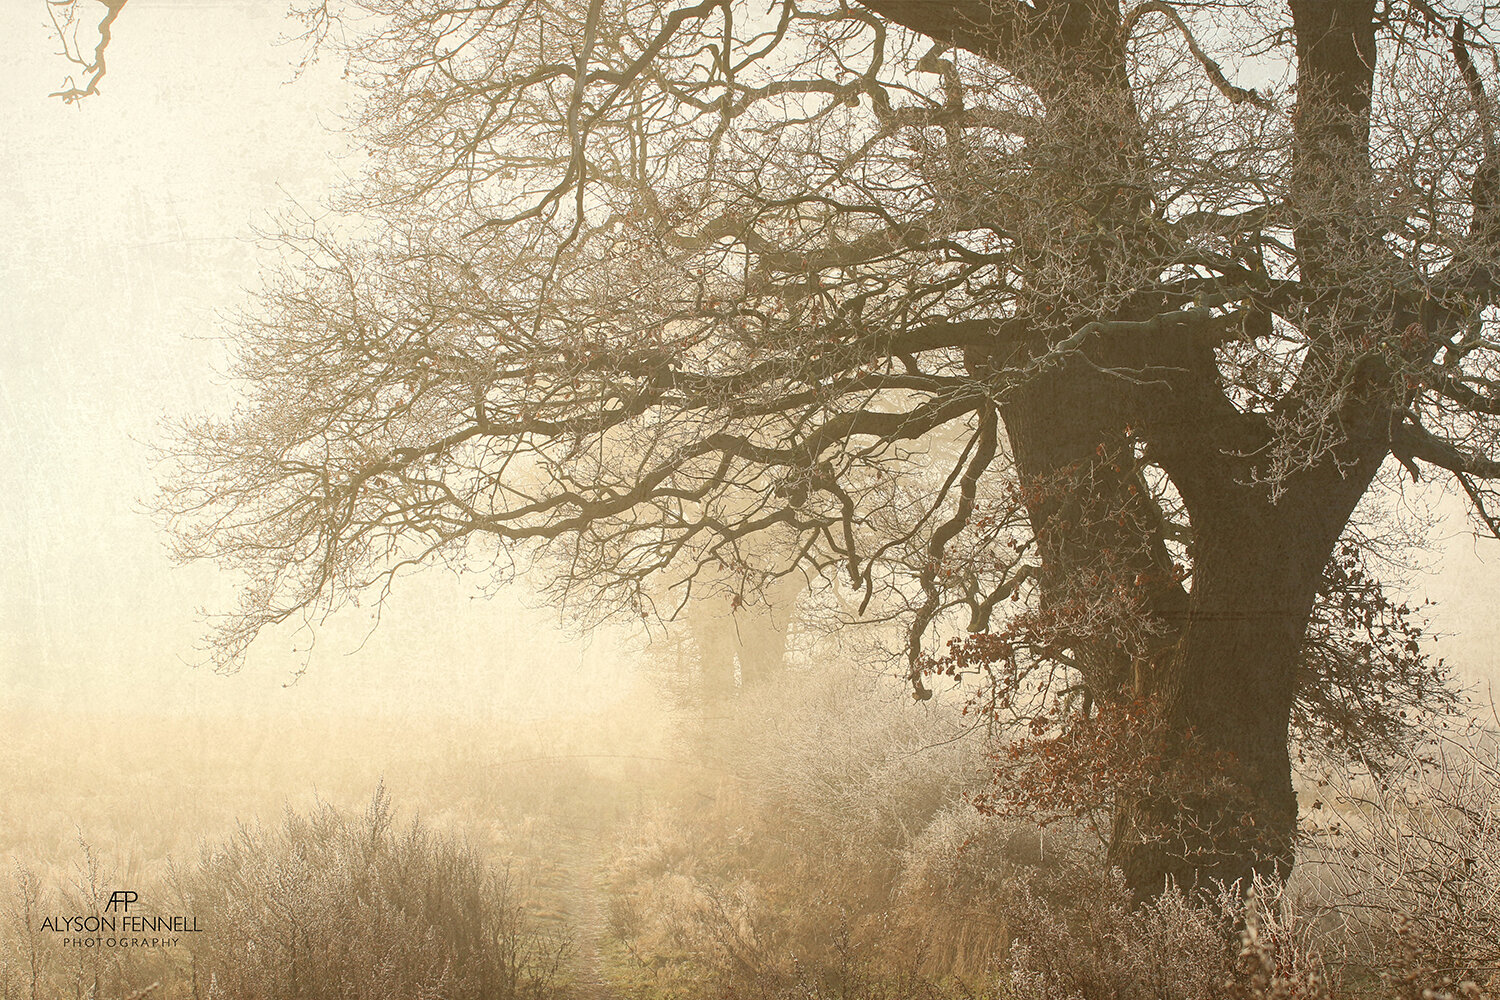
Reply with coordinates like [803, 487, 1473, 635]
[556, 824, 615, 1000]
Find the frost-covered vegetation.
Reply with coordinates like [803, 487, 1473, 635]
[4, 673, 1496, 1000]
[605, 676, 1500, 1000]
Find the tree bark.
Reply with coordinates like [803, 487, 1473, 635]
[997, 324, 1390, 899]
[1106, 437, 1382, 899]
[1110, 502, 1323, 897]
[999, 355, 1188, 700]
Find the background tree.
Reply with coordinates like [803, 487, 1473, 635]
[147, 0, 1499, 899]
[679, 569, 805, 697]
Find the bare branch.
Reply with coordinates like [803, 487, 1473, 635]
[46, 0, 127, 103]
[1121, 2, 1274, 109]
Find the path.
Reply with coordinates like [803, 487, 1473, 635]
[552, 823, 616, 1000]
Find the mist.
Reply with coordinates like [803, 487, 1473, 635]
[5, 3, 1500, 999]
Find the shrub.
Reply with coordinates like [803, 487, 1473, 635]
[607, 672, 983, 995]
[996, 872, 1334, 1000]
[608, 671, 1349, 1000]
[1307, 720, 1500, 999]
[171, 787, 568, 1000]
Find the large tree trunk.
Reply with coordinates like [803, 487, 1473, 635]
[1000, 343, 1382, 900]
[1105, 446, 1382, 899]
[1110, 502, 1325, 897]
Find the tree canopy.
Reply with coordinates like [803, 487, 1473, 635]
[117, 0, 1500, 897]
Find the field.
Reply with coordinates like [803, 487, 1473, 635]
[3, 668, 1497, 1000]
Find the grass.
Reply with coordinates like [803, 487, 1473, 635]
[2, 673, 1497, 1000]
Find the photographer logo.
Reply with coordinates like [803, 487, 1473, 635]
[39, 890, 203, 949]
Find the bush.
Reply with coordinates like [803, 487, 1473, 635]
[1307, 721, 1500, 999]
[995, 871, 1334, 1000]
[171, 787, 568, 1000]
[607, 672, 982, 995]
[608, 671, 1347, 1000]
[894, 801, 1084, 981]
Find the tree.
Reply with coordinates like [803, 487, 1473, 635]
[680, 569, 805, 696]
[145, 0, 1500, 900]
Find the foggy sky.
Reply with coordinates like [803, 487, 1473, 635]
[0, 1, 637, 723]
